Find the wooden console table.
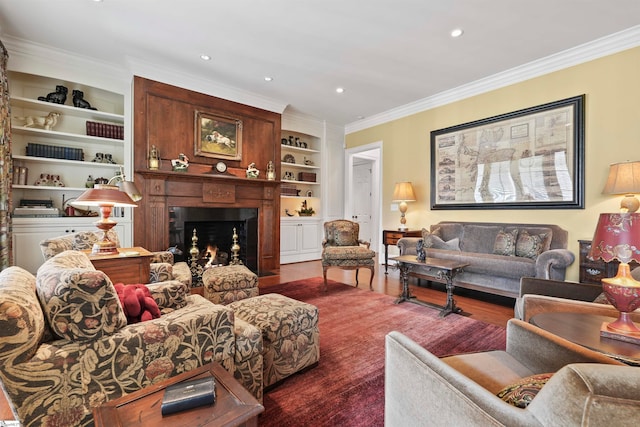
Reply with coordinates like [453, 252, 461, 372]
[383, 229, 422, 274]
[84, 247, 153, 284]
[93, 362, 263, 427]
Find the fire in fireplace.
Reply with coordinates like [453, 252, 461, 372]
[169, 207, 258, 272]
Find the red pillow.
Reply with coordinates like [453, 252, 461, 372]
[114, 283, 161, 323]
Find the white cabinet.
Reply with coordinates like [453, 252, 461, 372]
[280, 218, 322, 264]
[12, 218, 128, 274]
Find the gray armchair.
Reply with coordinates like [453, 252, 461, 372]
[385, 319, 639, 427]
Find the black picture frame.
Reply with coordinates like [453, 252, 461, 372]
[430, 95, 585, 210]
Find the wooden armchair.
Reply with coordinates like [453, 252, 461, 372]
[321, 220, 375, 291]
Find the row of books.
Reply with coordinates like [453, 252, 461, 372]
[26, 142, 84, 161]
[86, 121, 125, 140]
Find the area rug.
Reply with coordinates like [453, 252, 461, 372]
[258, 277, 507, 427]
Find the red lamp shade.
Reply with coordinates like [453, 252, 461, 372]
[588, 212, 640, 336]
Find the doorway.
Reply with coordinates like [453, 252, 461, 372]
[345, 141, 382, 256]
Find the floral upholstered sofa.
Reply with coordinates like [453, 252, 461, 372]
[0, 250, 237, 426]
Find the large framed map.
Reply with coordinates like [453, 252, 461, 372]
[430, 95, 585, 210]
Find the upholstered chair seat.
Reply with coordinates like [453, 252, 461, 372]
[321, 220, 375, 291]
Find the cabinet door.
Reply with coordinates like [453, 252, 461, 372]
[280, 223, 299, 256]
[13, 224, 125, 274]
[300, 222, 320, 253]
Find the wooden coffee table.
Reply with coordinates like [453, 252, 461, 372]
[84, 247, 153, 284]
[530, 312, 640, 366]
[93, 362, 264, 426]
[391, 255, 468, 317]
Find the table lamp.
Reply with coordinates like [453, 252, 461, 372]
[392, 182, 416, 231]
[107, 167, 143, 202]
[71, 184, 138, 255]
[588, 212, 640, 340]
[603, 161, 640, 213]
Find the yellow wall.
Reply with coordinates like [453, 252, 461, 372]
[345, 46, 640, 282]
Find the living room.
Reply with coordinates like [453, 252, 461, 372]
[2, 2, 640, 426]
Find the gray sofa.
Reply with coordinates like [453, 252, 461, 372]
[385, 319, 639, 426]
[397, 221, 575, 298]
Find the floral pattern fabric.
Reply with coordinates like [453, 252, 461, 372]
[0, 252, 236, 427]
[202, 264, 259, 304]
[229, 293, 320, 388]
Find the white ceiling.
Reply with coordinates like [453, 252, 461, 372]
[1, 0, 640, 128]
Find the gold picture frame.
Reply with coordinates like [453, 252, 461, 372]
[195, 111, 242, 160]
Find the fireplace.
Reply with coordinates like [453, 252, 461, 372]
[169, 207, 258, 272]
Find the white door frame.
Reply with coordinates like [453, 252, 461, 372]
[344, 141, 382, 255]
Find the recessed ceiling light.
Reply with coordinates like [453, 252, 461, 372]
[200, 54, 211, 61]
[264, 76, 273, 82]
[450, 28, 464, 38]
[336, 87, 345, 94]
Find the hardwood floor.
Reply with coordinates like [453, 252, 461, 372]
[260, 256, 515, 328]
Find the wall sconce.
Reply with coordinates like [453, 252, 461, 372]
[149, 144, 160, 170]
[392, 182, 417, 231]
[603, 161, 640, 212]
[71, 184, 138, 255]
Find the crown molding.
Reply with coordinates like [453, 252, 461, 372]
[345, 25, 640, 135]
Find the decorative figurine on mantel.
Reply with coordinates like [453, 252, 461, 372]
[266, 160, 276, 181]
[171, 153, 189, 172]
[246, 162, 260, 178]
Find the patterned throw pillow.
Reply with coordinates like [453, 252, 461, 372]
[515, 230, 549, 259]
[424, 235, 460, 251]
[497, 373, 554, 408]
[493, 229, 518, 256]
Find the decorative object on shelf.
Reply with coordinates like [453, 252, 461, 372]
[285, 209, 295, 217]
[246, 162, 259, 178]
[26, 142, 83, 161]
[588, 212, 640, 342]
[298, 172, 316, 182]
[72, 89, 97, 110]
[603, 161, 640, 213]
[91, 153, 104, 163]
[283, 171, 295, 181]
[12, 167, 28, 185]
[71, 184, 138, 255]
[296, 200, 315, 216]
[295, 137, 300, 147]
[14, 111, 60, 130]
[281, 184, 298, 196]
[306, 190, 313, 197]
[392, 182, 417, 231]
[34, 173, 64, 187]
[94, 177, 108, 185]
[171, 153, 189, 172]
[86, 121, 125, 140]
[148, 144, 160, 170]
[288, 135, 294, 145]
[266, 160, 276, 180]
[195, 110, 242, 160]
[103, 153, 116, 164]
[300, 141, 307, 149]
[283, 154, 295, 163]
[107, 167, 142, 202]
[304, 157, 314, 165]
[85, 175, 94, 188]
[281, 138, 288, 145]
[37, 85, 68, 104]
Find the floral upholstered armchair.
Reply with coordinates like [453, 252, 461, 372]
[39, 230, 192, 286]
[0, 250, 235, 426]
[321, 219, 375, 291]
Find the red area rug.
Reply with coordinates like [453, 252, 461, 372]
[259, 278, 507, 427]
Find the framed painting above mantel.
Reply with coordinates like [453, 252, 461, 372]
[195, 111, 243, 161]
[430, 95, 585, 210]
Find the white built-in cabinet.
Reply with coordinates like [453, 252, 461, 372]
[9, 71, 130, 273]
[280, 217, 322, 264]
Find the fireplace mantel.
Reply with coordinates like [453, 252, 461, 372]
[133, 170, 280, 273]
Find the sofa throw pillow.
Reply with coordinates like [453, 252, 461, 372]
[493, 229, 518, 256]
[515, 230, 549, 259]
[421, 227, 442, 242]
[35, 251, 127, 341]
[497, 373, 554, 408]
[424, 235, 461, 251]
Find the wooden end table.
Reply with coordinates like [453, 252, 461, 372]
[391, 255, 468, 317]
[84, 247, 153, 284]
[382, 229, 422, 274]
[530, 312, 640, 366]
[93, 362, 264, 427]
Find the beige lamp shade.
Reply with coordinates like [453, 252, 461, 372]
[392, 182, 417, 202]
[603, 161, 640, 212]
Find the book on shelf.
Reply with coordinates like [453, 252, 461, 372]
[161, 376, 216, 416]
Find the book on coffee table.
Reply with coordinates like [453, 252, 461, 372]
[161, 376, 216, 416]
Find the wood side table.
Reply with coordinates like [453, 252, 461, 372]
[383, 229, 422, 274]
[84, 247, 153, 284]
[530, 312, 640, 365]
[93, 362, 264, 427]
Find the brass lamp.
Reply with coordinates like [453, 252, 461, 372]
[392, 182, 417, 231]
[71, 184, 138, 255]
[588, 212, 640, 339]
[107, 168, 142, 202]
[603, 161, 640, 213]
